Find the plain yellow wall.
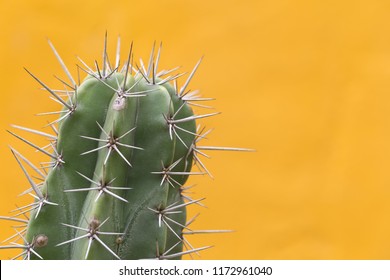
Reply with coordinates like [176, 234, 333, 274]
[1, 0, 390, 260]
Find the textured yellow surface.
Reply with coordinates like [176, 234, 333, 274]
[1, 0, 390, 260]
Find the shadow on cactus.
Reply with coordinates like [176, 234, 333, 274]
[1, 35, 252, 260]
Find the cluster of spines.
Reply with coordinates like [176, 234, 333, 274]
[1, 35, 251, 260]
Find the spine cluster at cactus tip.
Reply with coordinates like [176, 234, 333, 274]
[1, 35, 249, 260]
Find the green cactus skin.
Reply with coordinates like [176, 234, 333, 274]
[20, 72, 133, 259]
[1, 37, 249, 260]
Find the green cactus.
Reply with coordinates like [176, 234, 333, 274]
[1, 36, 249, 260]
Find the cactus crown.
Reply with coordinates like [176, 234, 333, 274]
[1, 35, 250, 260]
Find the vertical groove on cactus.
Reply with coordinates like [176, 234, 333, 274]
[0, 35, 252, 260]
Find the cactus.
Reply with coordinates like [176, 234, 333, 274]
[1, 35, 250, 260]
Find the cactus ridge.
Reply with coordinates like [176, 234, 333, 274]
[1, 35, 250, 260]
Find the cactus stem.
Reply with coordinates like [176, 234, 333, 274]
[1, 38, 233, 259]
[47, 39, 76, 88]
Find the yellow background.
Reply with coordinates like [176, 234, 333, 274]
[1, 0, 390, 260]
